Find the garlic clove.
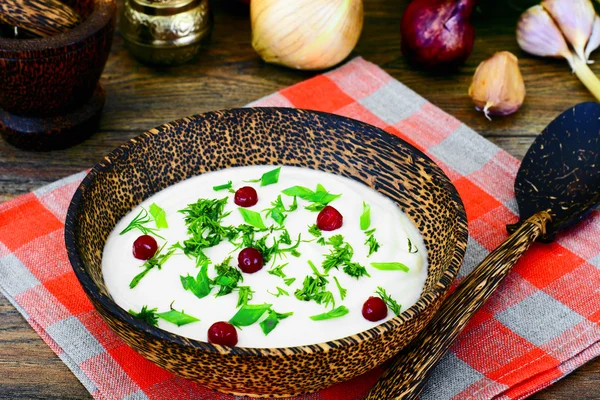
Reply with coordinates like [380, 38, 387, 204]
[251, 0, 363, 71]
[585, 16, 600, 63]
[541, 0, 595, 63]
[468, 51, 526, 120]
[517, 5, 574, 68]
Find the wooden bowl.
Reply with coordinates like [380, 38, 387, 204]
[65, 108, 468, 397]
[0, 0, 116, 149]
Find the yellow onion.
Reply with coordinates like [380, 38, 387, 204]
[468, 51, 526, 120]
[251, 0, 363, 70]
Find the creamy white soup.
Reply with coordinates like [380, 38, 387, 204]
[102, 165, 427, 348]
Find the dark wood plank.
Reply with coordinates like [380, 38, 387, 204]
[0, 0, 598, 398]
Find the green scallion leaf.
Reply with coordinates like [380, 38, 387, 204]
[259, 309, 293, 335]
[309, 306, 349, 321]
[260, 167, 281, 186]
[360, 202, 371, 231]
[229, 303, 272, 328]
[238, 208, 267, 230]
[149, 203, 168, 229]
[156, 307, 200, 327]
[180, 261, 212, 299]
[408, 238, 419, 254]
[370, 262, 410, 272]
[213, 181, 233, 192]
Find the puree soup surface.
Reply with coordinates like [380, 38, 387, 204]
[102, 165, 428, 348]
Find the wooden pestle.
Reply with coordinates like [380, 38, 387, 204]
[0, 0, 82, 37]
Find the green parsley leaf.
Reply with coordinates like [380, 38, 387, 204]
[213, 256, 243, 296]
[310, 306, 349, 321]
[129, 305, 159, 326]
[260, 167, 281, 186]
[267, 263, 288, 279]
[376, 287, 402, 316]
[316, 237, 326, 246]
[267, 286, 289, 297]
[279, 229, 292, 245]
[408, 238, 419, 254]
[213, 181, 233, 192]
[130, 244, 176, 289]
[229, 303, 272, 328]
[149, 203, 168, 229]
[360, 202, 371, 231]
[370, 262, 410, 272]
[333, 276, 347, 300]
[119, 208, 165, 239]
[157, 304, 200, 327]
[308, 224, 322, 237]
[236, 286, 254, 308]
[259, 309, 293, 335]
[238, 208, 267, 230]
[180, 261, 212, 299]
[284, 277, 296, 286]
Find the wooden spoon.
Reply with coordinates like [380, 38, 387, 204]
[0, 0, 82, 38]
[367, 102, 600, 399]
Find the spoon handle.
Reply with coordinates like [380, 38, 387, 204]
[366, 211, 551, 400]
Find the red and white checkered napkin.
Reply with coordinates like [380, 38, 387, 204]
[1, 57, 599, 400]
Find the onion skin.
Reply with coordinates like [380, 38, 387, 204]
[401, 0, 476, 70]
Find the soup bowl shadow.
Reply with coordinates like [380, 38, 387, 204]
[65, 107, 468, 397]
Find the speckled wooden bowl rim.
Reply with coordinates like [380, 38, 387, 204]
[65, 107, 468, 358]
[0, 0, 115, 57]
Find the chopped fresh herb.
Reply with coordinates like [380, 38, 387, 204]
[260, 167, 281, 186]
[236, 286, 254, 308]
[149, 203, 168, 229]
[364, 228, 381, 257]
[343, 262, 370, 279]
[129, 305, 158, 326]
[264, 195, 298, 225]
[246, 167, 281, 186]
[281, 184, 341, 211]
[267, 263, 288, 279]
[310, 306, 349, 321]
[308, 260, 328, 277]
[259, 309, 293, 335]
[408, 238, 419, 254]
[376, 287, 401, 316]
[283, 277, 296, 286]
[157, 303, 200, 327]
[279, 229, 292, 245]
[295, 262, 335, 309]
[305, 203, 326, 212]
[130, 244, 176, 288]
[316, 237, 326, 246]
[119, 208, 164, 238]
[229, 303, 272, 328]
[238, 208, 267, 230]
[213, 256, 243, 296]
[177, 198, 236, 265]
[180, 260, 212, 299]
[370, 262, 410, 272]
[322, 235, 353, 273]
[213, 181, 233, 192]
[360, 202, 371, 231]
[129, 304, 199, 327]
[267, 286, 289, 297]
[333, 276, 347, 300]
[308, 224, 322, 237]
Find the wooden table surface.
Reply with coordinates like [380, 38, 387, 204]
[1, 1, 599, 398]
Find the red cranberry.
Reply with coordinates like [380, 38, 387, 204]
[132, 235, 158, 260]
[362, 296, 388, 322]
[234, 186, 258, 207]
[316, 205, 343, 231]
[237, 247, 264, 273]
[208, 321, 238, 346]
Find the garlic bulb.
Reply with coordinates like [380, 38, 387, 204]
[517, 5, 574, 68]
[251, 0, 363, 70]
[468, 52, 525, 120]
[585, 16, 600, 63]
[541, 0, 595, 63]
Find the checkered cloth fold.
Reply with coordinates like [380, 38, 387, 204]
[1, 57, 599, 400]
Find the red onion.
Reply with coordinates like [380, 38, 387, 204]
[401, 0, 476, 70]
